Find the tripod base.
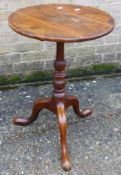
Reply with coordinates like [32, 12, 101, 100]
[13, 96, 92, 171]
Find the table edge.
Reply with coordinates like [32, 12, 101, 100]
[8, 4, 115, 43]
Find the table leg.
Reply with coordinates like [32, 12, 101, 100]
[13, 98, 52, 126]
[66, 96, 92, 117]
[57, 103, 71, 171]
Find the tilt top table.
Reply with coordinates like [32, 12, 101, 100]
[8, 4, 114, 171]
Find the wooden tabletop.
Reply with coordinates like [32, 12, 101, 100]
[8, 4, 115, 43]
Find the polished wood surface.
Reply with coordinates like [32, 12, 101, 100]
[13, 43, 92, 171]
[8, 4, 114, 43]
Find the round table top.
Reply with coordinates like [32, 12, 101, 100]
[8, 4, 115, 43]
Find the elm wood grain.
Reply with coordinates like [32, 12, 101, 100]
[8, 4, 114, 171]
[8, 4, 114, 43]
